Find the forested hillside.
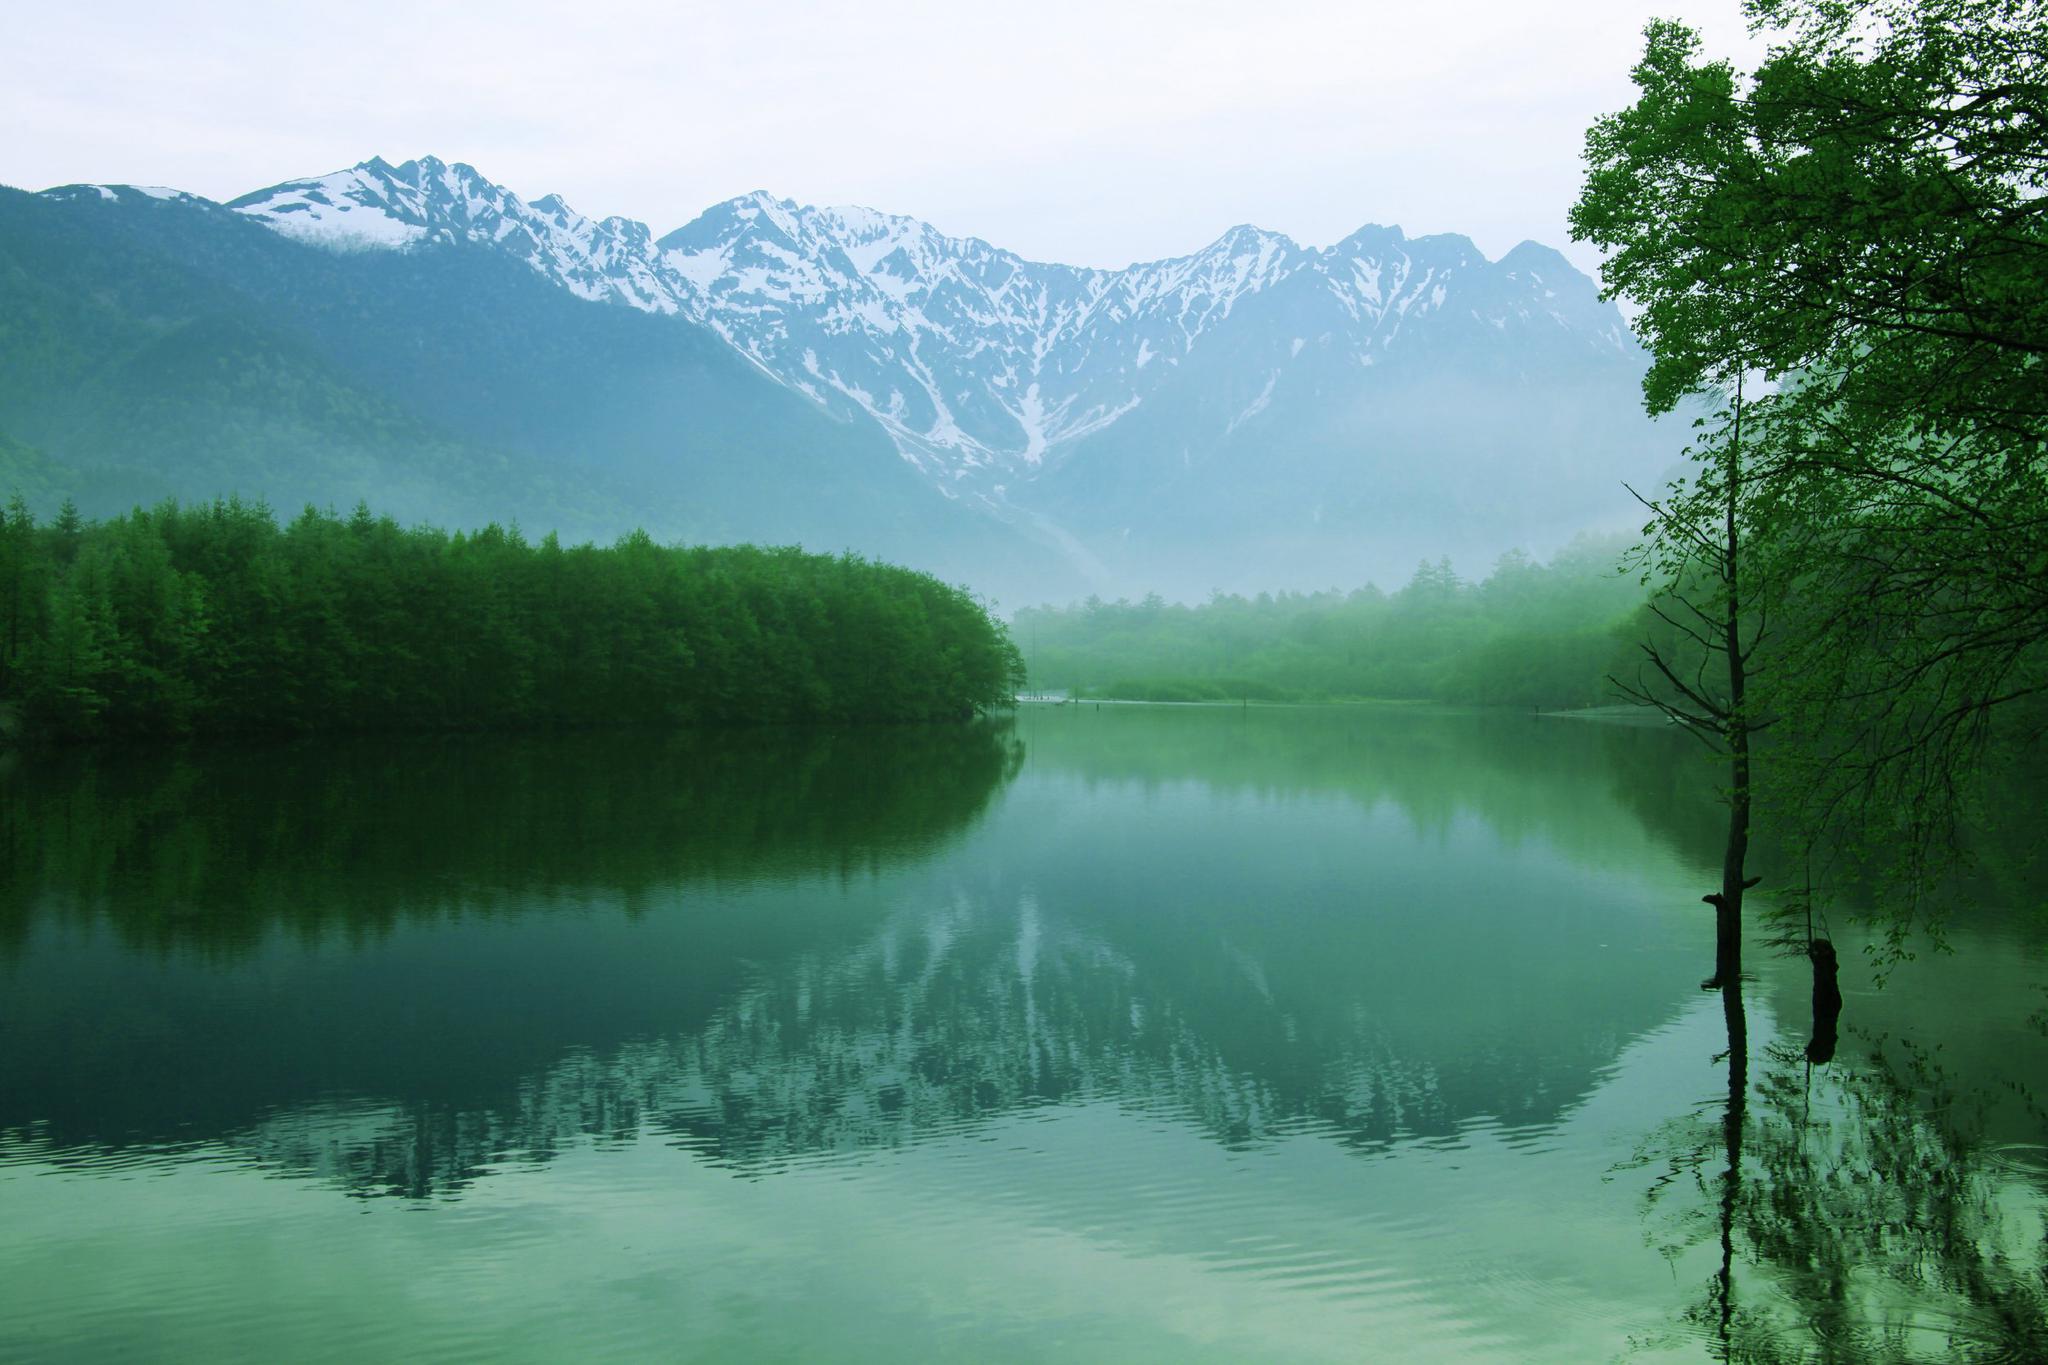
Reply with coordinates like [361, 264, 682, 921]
[1016, 536, 1644, 707]
[1, 168, 1676, 604]
[0, 185, 1074, 602]
[0, 497, 1024, 742]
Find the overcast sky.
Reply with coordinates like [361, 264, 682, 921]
[2, 1, 1763, 276]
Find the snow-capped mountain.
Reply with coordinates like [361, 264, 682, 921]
[14, 156, 1668, 599]
[227, 158, 1644, 509]
[227, 157, 681, 308]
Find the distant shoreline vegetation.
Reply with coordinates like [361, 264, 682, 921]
[0, 496, 1025, 744]
[1016, 538, 1646, 710]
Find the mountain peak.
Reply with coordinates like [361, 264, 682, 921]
[1217, 222, 1292, 245]
[1331, 222, 1408, 253]
[1406, 230, 1485, 261]
[18, 155, 1663, 599]
[228, 162, 434, 249]
[216, 153, 1633, 487]
[1497, 239, 1575, 277]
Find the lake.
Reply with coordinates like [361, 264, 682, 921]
[2, 705, 2043, 1362]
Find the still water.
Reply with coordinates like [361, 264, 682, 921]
[2, 705, 2042, 1362]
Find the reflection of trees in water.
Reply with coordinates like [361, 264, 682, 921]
[1021, 703, 1730, 875]
[0, 724, 1023, 958]
[1034, 705, 2048, 958]
[224, 888, 1644, 1200]
[1633, 991, 2048, 1363]
[2, 710, 1695, 1188]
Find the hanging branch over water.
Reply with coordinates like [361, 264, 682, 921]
[1572, 0, 2048, 947]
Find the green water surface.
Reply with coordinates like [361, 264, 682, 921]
[1, 705, 2042, 1362]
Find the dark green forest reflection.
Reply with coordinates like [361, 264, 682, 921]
[0, 724, 1021, 1158]
[0, 712, 1712, 1186]
[2, 706, 1718, 1192]
[0, 723, 1023, 957]
[2, 706, 2042, 1362]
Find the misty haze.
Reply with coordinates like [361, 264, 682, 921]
[3, 2, 2044, 1362]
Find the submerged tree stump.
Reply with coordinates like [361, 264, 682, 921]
[1806, 938, 1842, 1065]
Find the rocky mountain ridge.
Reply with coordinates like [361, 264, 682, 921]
[221, 157, 1641, 507]
[14, 159, 1673, 598]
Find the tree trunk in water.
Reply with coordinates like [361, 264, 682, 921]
[1713, 742, 1749, 989]
[1708, 377, 1751, 992]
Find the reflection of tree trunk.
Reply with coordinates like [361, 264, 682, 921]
[1714, 980, 1749, 1357]
[1805, 939, 1841, 1066]
[1667, 946, 2047, 1359]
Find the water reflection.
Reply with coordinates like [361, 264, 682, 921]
[0, 725, 1024, 958]
[0, 705, 2041, 1362]
[2, 707, 1713, 1192]
[1013, 702, 1733, 872]
[0, 725, 1023, 1152]
[1634, 965, 2048, 1362]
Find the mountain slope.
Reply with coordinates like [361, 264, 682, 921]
[229, 159, 1673, 593]
[1, 182, 1069, 596]
[9, 157, 1675, 600]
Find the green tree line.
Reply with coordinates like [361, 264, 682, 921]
[1572, 0, 2048, 949]
[0, 496, 1024, 742]
[1015, 536, 1647, 708]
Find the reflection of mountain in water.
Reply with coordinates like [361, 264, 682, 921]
[5, 706, 1727, 1199]
[228, 874, 1699, 1200]
[0, 725, 1023, 1148]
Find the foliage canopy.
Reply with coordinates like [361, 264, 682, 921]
[1572, 0, 2048, 926]
[0, 497, 1024, 741]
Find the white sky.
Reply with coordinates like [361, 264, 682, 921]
[0, 1, 1764, 276]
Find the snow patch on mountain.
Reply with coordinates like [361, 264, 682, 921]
[43, 183, 203, 207]
[218, 157, 1642, 501]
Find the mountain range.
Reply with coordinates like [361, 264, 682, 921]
[0, 156, 1673, 603]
